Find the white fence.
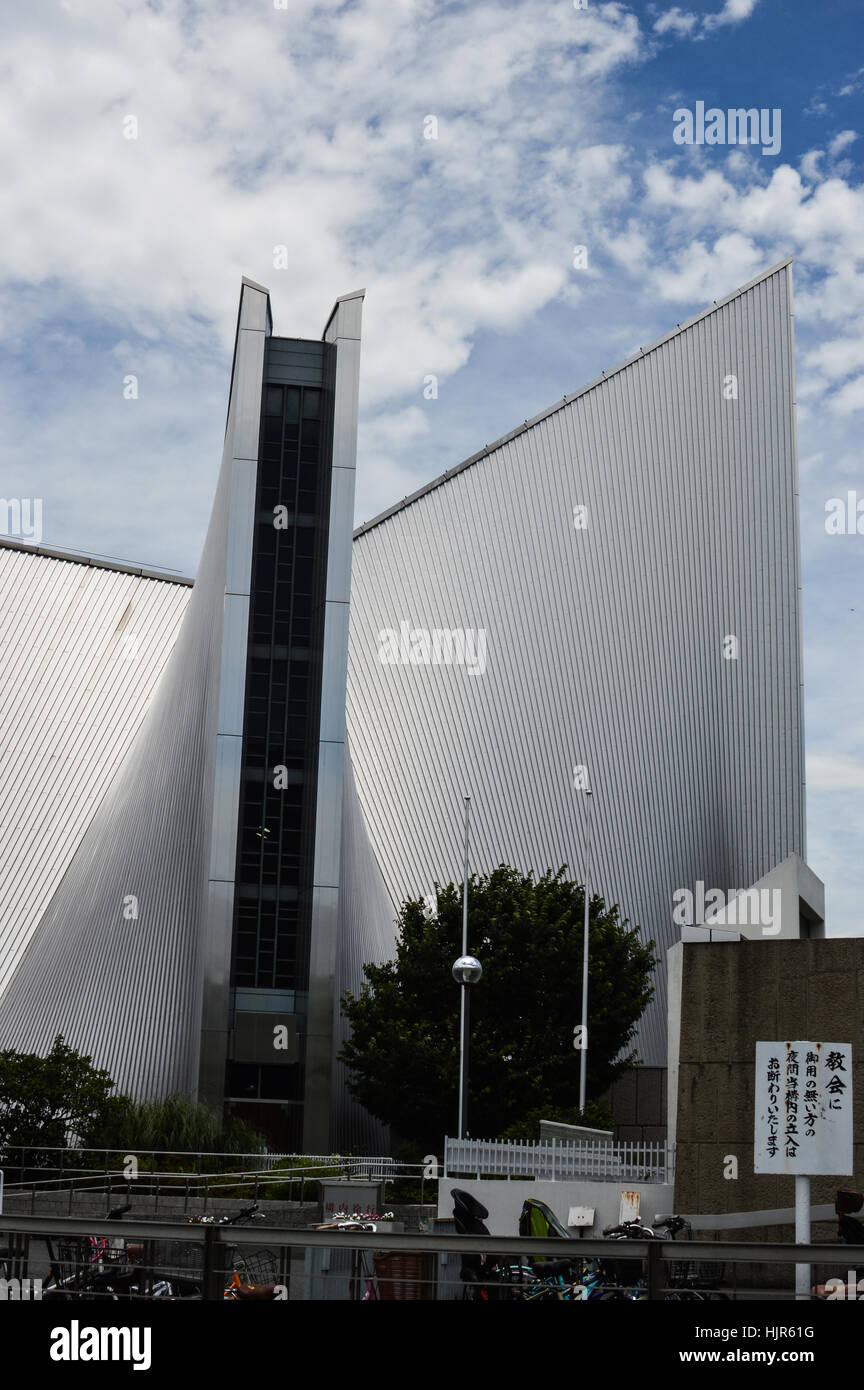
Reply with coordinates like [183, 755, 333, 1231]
[443, 1137, 672, 1184]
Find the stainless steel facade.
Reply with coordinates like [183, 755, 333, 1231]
[303, 291, 365, 1151]
[345, 259, 805, 1069]
[199, 277, 271, 1107]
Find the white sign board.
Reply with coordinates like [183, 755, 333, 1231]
[754, 1041, 853, 1175]
[618, 1191, 641, 1224]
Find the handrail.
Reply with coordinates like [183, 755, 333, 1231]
[4, 1211, 862, 1261]
[1, 1212, 858, 1300]
[1, 1211, 862, 1262]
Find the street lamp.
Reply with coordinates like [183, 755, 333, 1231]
[453, 954, 483, 1139]
[453, 795, 484, 1139]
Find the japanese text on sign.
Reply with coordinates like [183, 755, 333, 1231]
[754, 1041, 852, 1175]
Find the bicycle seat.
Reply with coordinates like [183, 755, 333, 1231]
[231, 1280, 278, 1300]
[532, 1258, 573, 1278]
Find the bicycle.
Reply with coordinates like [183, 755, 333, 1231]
[602, 1215, 730, 1300]
[42, 1204, 146, 1301]
[187, 1202, 281, 1300]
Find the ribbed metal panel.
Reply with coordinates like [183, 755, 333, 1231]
[0, 547, 190, 999]
[332, 746, 395, 1150]
[345, 262, 805, 1067]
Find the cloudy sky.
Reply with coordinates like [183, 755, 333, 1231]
[1, 0, 862, 931]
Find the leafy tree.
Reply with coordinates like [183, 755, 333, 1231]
[0, 1035, 118, 1164]
[0, 1038, 264, 1170]
[340, 865, 656, 1153]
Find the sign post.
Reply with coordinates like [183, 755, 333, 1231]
[754, 1041, 853, 1301]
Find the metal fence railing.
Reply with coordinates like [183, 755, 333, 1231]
[0, 1148, 413, 1214]
[444, 1136, 672, 1183]
[0, 1212, 860, 1301]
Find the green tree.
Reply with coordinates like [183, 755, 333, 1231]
[0, 1035, 118, 1164]
[340, 865, 656, 1153]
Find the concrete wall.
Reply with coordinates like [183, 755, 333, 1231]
[436, 1179, 673, 1238]
[672, 938, 864, 1285]
[602, 1066, 667, 1142]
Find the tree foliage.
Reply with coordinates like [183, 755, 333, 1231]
[0, 1038, 265, 1164]
[83, 1095, 265, 1155]
[0, 1035, 118, 1162]
[340, 865, 656, 1152]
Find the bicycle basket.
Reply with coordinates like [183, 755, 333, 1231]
[147, 1240, 205, 1280]
[234, 1249, 278, 1285]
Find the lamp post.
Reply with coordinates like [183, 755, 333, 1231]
[453, 954, 483, 1139]
[454, 795, 483, 1139]
[578, 786, 593, 1114]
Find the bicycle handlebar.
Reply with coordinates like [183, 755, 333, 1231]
[223, 1203, 261, 1225]
[652, 1215, 690, 1234]
[603, 1222, 656, 1239]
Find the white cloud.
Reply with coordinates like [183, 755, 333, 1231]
[653, 8, 698, 36]
[807, 755, 864, 792]
[826, 375, 864, 416]
[704, 0, 761, 26]
[803, 336, 864, 383]
[648, 232, 765, 304]
[800, 150, 824, 181]
[0, 0, 644, 405]
[654, 0, 760, 38]
[829, 129, 858, 159]
[838, 67, 864, 97]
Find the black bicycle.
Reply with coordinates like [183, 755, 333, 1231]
[602, 1214, 729, 1300]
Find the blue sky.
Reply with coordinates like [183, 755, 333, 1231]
[0, 0, 862, 931]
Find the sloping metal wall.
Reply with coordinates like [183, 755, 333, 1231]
[345, 261, 805, 1068]
[0, 545, 190, 1000]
